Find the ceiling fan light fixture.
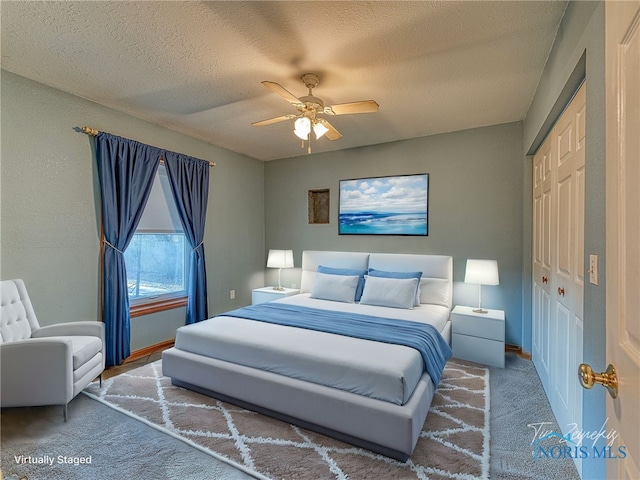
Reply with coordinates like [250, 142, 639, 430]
[294, 117, 311, 140]
[313, 120, 329, 139]
[254, 73, 376, 150]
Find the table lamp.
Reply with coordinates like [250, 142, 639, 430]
[267, 249, 294, 291]
[464, 259, 499, 314]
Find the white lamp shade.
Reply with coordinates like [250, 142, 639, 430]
[313, 121, 329, 139]
[294, 117, 311, 140]
[267, 249, 294, 269]
[464, 259, 499, 285]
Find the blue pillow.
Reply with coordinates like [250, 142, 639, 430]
[367, 268, 422, 305]
[367, 268, 422, 280]
[317, 265, 367, 301]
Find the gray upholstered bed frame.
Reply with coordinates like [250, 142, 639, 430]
[162, 251, 453, 461]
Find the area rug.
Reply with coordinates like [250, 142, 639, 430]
[84, 359, 489, 480]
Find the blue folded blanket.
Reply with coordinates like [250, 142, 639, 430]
[221, 302, 452, 385]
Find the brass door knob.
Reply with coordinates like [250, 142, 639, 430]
[579, 363, 618, 399]
[558, 287, 565, 296]
[542, 276, 548, 284]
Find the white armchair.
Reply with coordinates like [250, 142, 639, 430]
[0, 279, 105, 420]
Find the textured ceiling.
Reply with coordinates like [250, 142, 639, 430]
[1, 1, 567, 161]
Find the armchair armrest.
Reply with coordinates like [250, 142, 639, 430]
[32, 321, 104, 341]
[0, 338, 74, 407]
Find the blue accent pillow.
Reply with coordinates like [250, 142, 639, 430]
[367, 268, 422, 305]
[367, 268, 422, 280]
[317, 265, 367, 301]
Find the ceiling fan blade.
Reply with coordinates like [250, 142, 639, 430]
[252, 114, 297, 127]
[261, 81, 302, 105]
[325, 100, 379, 115]
[318, 118, 342, 140]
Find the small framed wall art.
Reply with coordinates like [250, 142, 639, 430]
[308, 188, 330, 224]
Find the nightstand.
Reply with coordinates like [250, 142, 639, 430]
[451, 305, 505, 368]
[252, 287, 300, 305]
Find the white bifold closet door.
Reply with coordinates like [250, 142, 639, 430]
[532, 82, 585, 475]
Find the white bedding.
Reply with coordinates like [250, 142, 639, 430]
[284, 293, 450, 329]
[173, 294, 450, 405]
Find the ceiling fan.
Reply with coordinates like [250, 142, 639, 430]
[252, 73, 379, 152]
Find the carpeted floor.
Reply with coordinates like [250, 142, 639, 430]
[489, 353, 579, 479]
[0, 353, 580, 480]
[84, 358, 490, 480]
[0, 393, 255, 480]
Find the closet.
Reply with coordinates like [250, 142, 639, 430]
[532, 82, 585, 443]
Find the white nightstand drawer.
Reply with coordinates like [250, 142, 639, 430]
[452, 333, 505, 368]
[450, 306, 505, 342]
[451, 313, 504, 342]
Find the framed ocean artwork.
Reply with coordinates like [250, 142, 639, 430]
[339, 173, 429, 236]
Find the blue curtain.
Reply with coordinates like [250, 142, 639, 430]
[163, 152, 210, 324]
[96, 133, 162, 366]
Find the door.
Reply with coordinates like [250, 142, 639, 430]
[531, 83, 585, 465]
[605, 1, 640, 477]
[552, 82, 585, 438]
[533, 134, 553, 391]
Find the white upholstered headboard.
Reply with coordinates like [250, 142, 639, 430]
[300, 251, 453, 309]
[300, 251, 370, 294]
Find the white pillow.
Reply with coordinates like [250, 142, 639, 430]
[359, 276, 419, 309]
[419, 277, 451, 307]
[310, 272, 359, 303]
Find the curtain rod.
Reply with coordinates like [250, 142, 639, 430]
[81, 126, 216, 167]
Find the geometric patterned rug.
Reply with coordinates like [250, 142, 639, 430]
[84, 358, 489, 480]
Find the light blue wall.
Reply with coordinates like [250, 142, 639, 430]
[1, 70, 266, 351]
[265, 122, 525, 346]
[523, 2, 605, 479]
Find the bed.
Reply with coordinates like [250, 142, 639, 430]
[162, 250, 453, 461]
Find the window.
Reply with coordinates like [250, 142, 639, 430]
[125, 232, 187, 299]
[125, 165, 188, 315]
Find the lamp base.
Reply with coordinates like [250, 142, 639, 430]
[472, 308, 488, 314]
[272, 286, 285, 291]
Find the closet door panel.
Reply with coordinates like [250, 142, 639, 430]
[556, 176, 573, 281]
[532, 135, 553, 390]
[532, 83, 585, 473]
[553, 301, 572, 429]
